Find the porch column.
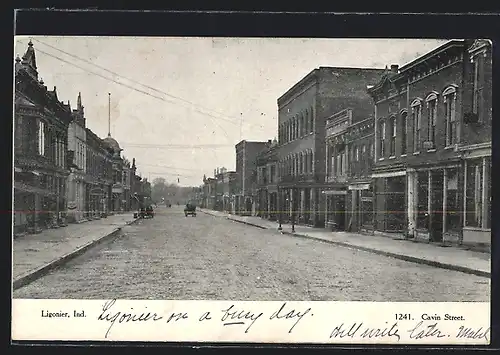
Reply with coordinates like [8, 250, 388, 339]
[463, 161, 468, 227]
[325, 193, 329, 228]
[325, 143, 330, 177]
[443, 168, 448, 235]
[481, 157, 489, 229]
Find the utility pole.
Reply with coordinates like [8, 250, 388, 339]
[108, 92, 111, 137]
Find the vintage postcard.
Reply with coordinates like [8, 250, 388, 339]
[12, 35, 491, 345]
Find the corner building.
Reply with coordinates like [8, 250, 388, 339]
[368, 39, 491, 248]
[277, 67, 384, 227]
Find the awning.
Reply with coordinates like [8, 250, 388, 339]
[348, 183, 371, 190]
[322, 190, 347, 195]
[371, 170, 406, 178]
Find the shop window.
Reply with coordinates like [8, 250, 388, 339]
[465, 159, 483, 227]
[416, 171, 429, 229]
[445, 168, 460, 232]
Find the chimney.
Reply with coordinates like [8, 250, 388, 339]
[390, 64, 399, 74]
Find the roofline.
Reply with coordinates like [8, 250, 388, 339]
[398, 40, 465, 73]
[277, 66, 386, 105]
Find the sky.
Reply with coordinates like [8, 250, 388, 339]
[13, 37, 449, 186]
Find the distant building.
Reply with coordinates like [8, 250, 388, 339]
[234, 140, 268, 215]
[85, 128, 113, 219]
[255, 139, 279, 220]
[103, 134, 124, 213]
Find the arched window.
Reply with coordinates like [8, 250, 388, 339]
[389, 115, 397, 156]
[425, 92, 439, 148]
[443, 85, 458, 147]
[400, 110, 408, 155]
[378, 119, 386, 158]
[411, 99, 423, 153]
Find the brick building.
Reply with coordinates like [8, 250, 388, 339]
[14, 41, 72, 235]
[459, 39, 492, 246]
[202, 175, 217, 210]
[255, 139, 279, 219]
[277, 67, 384, 227]
[367, 39, 491, 248]
[66, 93, 87, 223]
[84, 128, 113, 219]
[324, 108, 375, 232]
[214, 167, 237, 213]
[234, 140, 268, 215]
[103, 134, 124, 213]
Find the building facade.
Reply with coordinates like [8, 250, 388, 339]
[85, 128, 113, 219]
[255, 139, 279, 219]
[66, 93, 87, 223]
[324, 109, 375, 232]
[368, 39, 491, 248]
[214, 167, 237, 213]
[277, 67, 384, 227]
[202, 176, 217, 210]
[103, 134, 124, 213]
[14, 41, 72, 235]
[234, 140, 267, 216]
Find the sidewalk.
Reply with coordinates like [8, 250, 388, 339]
[13, 213, 138, 290]
[200, 209, 491, 278]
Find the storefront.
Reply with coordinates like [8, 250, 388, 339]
[347, 182, 373, 232]
[462, 154, 491, 246]
[324, 189, 347, 231]
[372, 170, 406, 235]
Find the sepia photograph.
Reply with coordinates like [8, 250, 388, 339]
[11, 30, 493, 344]
[12, 36, 491, 302]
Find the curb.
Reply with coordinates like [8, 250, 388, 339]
[201, 210, 490, 278]
[13, 218, 138, 290]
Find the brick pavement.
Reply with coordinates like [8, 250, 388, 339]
[200, 209, 491, 277]
[13, 213, 137, 285]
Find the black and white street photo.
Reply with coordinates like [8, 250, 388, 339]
[12, 37, 491, 302]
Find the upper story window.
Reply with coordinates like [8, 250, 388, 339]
[390, 115, 396, 157]
[472, 55, 484, 120]
[355, 146, 359, 161]
[379, 119, 386, 158]
[309, 106, 314, 133]
[401, 111, 408, 155]
[443, 86, 458, 147]
[411, 99, 422, 153]
[38, 120, 45, 156]
[426, 93, 438, 148]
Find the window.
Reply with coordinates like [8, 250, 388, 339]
[304, 110, 309, 133]
[300, 114, 304, 137]
[390, 116, 396, 156]
[38, 120, 45, 156]
[401, 112, 407, 154]
[309, 107, 314, 133]
[411, 100, 422, 152]
[416, 171, 429, 229]
[355, 146, 359, 161]
[445, 168, 460, 232]
[465, 157, 490, 229]
[370, 143, 374, 157]
[443, 87, 457, 147]
[472, 56, 484, 119]
[426, 94, 438, 148]
[379, 120, 386, 158]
